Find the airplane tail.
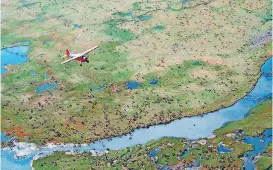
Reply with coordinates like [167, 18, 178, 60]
[66, 49, 70, 57]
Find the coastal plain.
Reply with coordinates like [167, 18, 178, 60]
[1, 0, 272, 146]
[32, 98, 272, 169]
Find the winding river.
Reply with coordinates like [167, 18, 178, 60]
[1, 46, 272, 170]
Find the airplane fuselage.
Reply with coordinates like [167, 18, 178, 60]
[61, 45, 98, 65]
[68, 53, 89, 63]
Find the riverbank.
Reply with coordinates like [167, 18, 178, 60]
[2, 49, 271, 146]
[32, 98, 272, 169]
[1, 57, 272, 170]
[2, 0, 272, 146]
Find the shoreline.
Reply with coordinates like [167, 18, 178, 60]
[1, 40, 31, 50]
[1, 45, 30, 75]
[30, 159, 34, 170]
[1, 55, 271, 170]
[9, 126, 273, 167]
[1, 56, 271, 156]
[1, 43, 271, 146]
[1, 57, 270, 149]
[30, 99, 272, 170]
[1, 44, 29, 50]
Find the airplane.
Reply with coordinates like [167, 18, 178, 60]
[61, 45, 98, 66]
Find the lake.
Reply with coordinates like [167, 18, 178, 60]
[1, 46, 29, 74]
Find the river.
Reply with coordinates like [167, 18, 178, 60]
[0, 45, 272, 170]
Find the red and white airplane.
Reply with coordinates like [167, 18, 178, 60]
[61, 45, 98, 66]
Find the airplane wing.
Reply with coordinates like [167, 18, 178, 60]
[61, 45, 98, 64]
[80, 45, 99, 56]
[61, 55, 80, 64]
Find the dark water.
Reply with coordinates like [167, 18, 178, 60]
[149, 79, 159, 85]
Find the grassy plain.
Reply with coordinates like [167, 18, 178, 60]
[1, 0, 272, 144]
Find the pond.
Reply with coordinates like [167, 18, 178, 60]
[1, 46, 29, 74]
[126, 81, 141, 89]
[36, 83, 57, 94]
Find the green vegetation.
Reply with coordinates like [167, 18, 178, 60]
[32, 144, 157, 170]
[104, 19, 136, 43]
[1, 0, 272, 145]
[112, 12, 131, 17]
[33, 98, 272, 169]
[256, 140, 272, 170]
[256, 156, 272, 170]
[215, 99, 272, 136]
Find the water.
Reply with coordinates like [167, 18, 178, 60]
[217, 144, 232, 153]
[35, 83, 57, 94]
[1, 151, 34, 170]
[43, 40, 51, 45]
[1, 57, 272, 169]
[126, 81, 141, 89]
[181, 148, 190, 158]
[243, 129, 272, 170]
[36, 17, 45, 22]
[138, 15, 151, 21]
[154, 26, 165, 31]
[261, 56, 272, 75]
[127, 11, 132, 16]
[157, 159, 200, 170]
[30, 72, 37, 76]
[90, 85, 106, 92]
[1, 46, 29, 74]
[1, 132, 12, 142]
[149, 79, 159, 86]
[18, 2, 37, 9]
[264, 18, 272, 22]
[74, 24, 82, 29]
[148, 149, 160, 158]
[128, 14, 151, 23]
